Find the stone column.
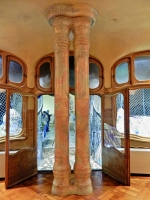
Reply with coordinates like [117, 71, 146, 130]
[46, 3, 98, 196]
[50, 16, 72, 196]
[73, 17, 93, 195]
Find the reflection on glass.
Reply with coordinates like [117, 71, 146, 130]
[9, 93, 22, 135]
[9, 60, 23, 83]
[39, 62, 51, 88]
[69, 56, 75, 87]
[115, 62, 129, 84]
[134, 56, 150, 81]
[116, 93, 124, 133]
[103, 94, 124, 151]
[0, 56, 2, 78]
[89, 63, 100, 89]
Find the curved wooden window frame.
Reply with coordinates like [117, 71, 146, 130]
[89, 58, 103, 93]
[36, 57, 54, 92]
[112, 57, 131, 88]
[0, 50, 27, 87]
[132, 52, 150, 85]
[112, 51, 150, 91]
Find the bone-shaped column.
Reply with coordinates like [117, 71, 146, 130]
[50, 16, 72, 196]
[46, 3, 98, 196]
[73, 16, 93, 195]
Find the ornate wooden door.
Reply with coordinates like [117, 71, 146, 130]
[5, 89, 37, 188]
[102, 89, 130, 185]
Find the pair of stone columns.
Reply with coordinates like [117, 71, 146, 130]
[46, 4, 98, 196]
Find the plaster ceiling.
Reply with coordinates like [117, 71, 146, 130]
[0, 0, 150, 88]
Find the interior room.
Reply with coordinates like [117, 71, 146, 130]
[1, 0, 150, 199]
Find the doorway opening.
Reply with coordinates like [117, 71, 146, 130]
[37, 94, 102, 171]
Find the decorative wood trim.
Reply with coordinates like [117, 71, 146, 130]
[111, 50, 150, 92]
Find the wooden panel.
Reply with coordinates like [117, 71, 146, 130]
[102, 147, 126, 184]
[5, 147, 37, 188]
[102, 90, 130, 186]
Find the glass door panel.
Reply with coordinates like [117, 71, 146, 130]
[102, 91, 130, 185]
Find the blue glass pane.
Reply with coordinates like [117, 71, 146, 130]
[115, 62, 129, 84]
[134, 56, 150, 81]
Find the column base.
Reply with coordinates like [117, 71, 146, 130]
[52, 172, 71, 196]
[52, 174, 93, 196]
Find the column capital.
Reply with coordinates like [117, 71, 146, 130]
[46, 3, 98, 27]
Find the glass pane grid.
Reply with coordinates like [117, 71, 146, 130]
[129, 88, 150, 138]
[0, 90, 6, 129]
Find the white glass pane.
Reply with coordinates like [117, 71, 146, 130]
[115, 62, 129, 84]
[134, 56, 150, 81]
[9, 61, 23, 83]
[89, 63, 100, 89]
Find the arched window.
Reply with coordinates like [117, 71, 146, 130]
[134, 55, 150, 81]
[9, 61, 23, 83]
[36, 53, 103, 94]
[36, 57, 53, 92]
[112, 58, 130, 88]
[115, 62, 129, 84]
[112, 51, 150, 88]
[0, 51, 27, 86]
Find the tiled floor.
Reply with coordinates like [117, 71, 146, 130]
[37, 125, 101, 171]
[38, 147, 101, 171]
